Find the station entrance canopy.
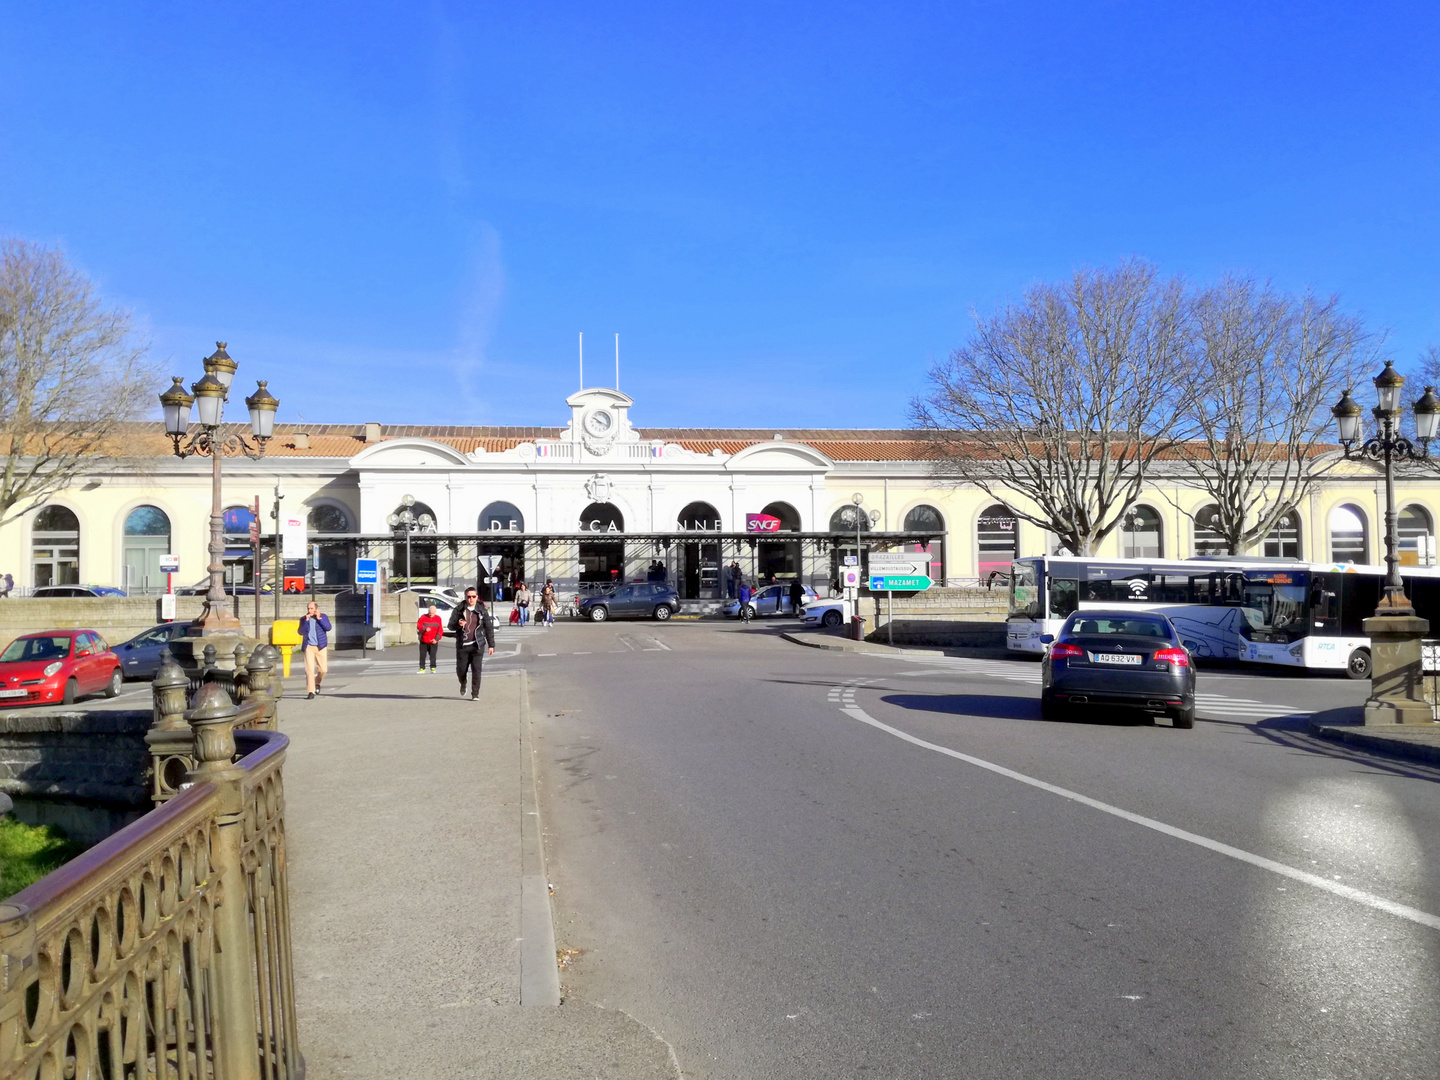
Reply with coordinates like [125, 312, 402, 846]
[311, 529, 943, 601]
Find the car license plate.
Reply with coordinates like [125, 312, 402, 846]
[1093, 653, 1141, 665]
[0, 688, 28, 698]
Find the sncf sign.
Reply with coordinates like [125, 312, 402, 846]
[745, 513, 782, 533]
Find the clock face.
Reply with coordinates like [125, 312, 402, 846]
[585, 409, 613, 436]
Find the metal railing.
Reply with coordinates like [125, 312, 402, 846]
[0, 654, 300, 1079]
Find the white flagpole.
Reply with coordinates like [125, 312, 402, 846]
[615, 333, 620, 390]
[579, 331, 584, 389]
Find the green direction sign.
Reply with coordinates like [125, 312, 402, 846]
[869, 574, 932, 591]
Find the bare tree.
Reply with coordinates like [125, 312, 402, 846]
[1418, 343, 1440, 388]
[1176, 278, 1369, 554]
[911, 260, 1189, 555]
[0, 239, 155, 527]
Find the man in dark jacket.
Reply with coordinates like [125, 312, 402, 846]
[789, 578, 805, 617]
[448, 586, 496, 699]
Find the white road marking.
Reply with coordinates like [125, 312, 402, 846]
[836, 692, 1440, 932]
[643, 637, 671, 651]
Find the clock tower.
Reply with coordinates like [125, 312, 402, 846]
[564, 387, 637, 457]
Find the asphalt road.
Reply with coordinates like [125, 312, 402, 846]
[525, 619, 1440, 1079]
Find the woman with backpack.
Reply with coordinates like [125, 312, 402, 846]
[417, 602, 444, 674]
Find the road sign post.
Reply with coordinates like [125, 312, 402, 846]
[356, 559, 380, 658]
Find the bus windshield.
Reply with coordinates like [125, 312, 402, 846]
[1009, 561, 1041, 619]
[1241, 570, 1310, 633]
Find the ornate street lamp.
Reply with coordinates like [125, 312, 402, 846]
[1331, 361, 1439, 615]
[388, 496, 435, 591]
[161, 342, 279, 634]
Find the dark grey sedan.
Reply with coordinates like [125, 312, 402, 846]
[115, 622, 192, 679]
[1040, 610, 1196, 728]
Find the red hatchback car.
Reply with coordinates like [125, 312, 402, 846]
[0, 630, 122, 706]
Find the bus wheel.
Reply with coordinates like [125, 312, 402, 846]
[1346, 648, 1372, 680]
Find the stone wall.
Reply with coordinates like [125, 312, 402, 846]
[0, 591, 407, 650]
[0, 709, 152, 845]
[859, 586, 1010, 647]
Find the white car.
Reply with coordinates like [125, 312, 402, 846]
[799, 600, 846, 629]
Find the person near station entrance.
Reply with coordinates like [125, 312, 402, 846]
[726, 562, 740, 599]
[540, 579, 557, 626]
[515, 580, 531, 626]
[789, 577, 805, 617]
[448, 586, 495, 700]
[417, 602, 444, 674]
[297, 600, 331, 699]
[737, 579, 753, 621]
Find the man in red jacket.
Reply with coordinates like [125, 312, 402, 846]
[416, 602, 444, 674]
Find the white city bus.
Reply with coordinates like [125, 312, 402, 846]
[1009, 555, 1440, 678]
[1234, 561, 1440, 679]
[1006, 556, 1270, 662]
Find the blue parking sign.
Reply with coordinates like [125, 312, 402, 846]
[355, 558, 379, 585]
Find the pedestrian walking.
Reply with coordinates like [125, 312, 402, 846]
[738, 579, 753, 622]
[541, 579, 557, 626]
[515, 581, 531, 626]
[417, 603, 444, 674]
[0, 573, 11, 598]
[789, 577, 805, 617]
[447, 586, 495, 699]
[297, 600, 331, 699]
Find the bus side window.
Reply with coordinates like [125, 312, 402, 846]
[1209, 572, 1245, 604]
[1190, 575, 1213, 604]
[1049, 578, 1078, 618]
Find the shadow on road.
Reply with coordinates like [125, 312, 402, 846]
[879, 692, 1153, 726]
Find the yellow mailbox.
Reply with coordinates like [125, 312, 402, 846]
[271, 619, 302, 678]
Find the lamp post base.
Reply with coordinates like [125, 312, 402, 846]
[193, 602, 243, 635]
[1361, 614, 1436, 725]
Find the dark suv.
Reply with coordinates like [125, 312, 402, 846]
[580, 583, 680, 622]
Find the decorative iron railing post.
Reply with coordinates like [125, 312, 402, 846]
[245, 645, 277, 729]
[260, 643, 286, 706]
[186, 684, 261, 1080]
[233, 640, 252, 702]
[147, 649, 195, 804]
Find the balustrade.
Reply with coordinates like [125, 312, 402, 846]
[1, 651, 301, 1079]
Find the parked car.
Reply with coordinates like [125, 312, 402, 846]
[1040, 609, 1196, 728]
[410, 591, 459, 635]
[724, 583, 819, 619]
[115, 622, 193, 679]
[799, 600, 846, 629]
[176, 580, 272, 596]
[30, 585, 127, 598]
[0, 629, 122, 705]
[579, 583, 679, 622]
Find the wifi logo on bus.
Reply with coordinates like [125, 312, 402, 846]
[1128, 579, 1148, 597]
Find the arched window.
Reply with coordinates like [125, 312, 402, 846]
[390, 501, 438, 587]
[307, 503, 353, 589]
[829, 505, 871, 533]
[307, 504, 351, 533]
[480, 501, 524, 533]
[1399, 504, 1434, 566]
[1262, 510, 1302, 559]
[677, 502, 721, 531]
[904, 505, 946, 584]
[1328, 504, 1368, 564]
[1122, 505, 1163, 559]
[976, 504, 1017, 579]
[123, 506, 172, 595]
[1193, 504, 1228, 557]
[578, 502, 624, 533]
[221, 505, 257, 588]
[32, 505, 79, 588]
[761, 502, 801, 532]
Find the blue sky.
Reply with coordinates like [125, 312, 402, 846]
[2, 2, 1437, 428]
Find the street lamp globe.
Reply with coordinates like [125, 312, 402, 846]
[851, 493, 863, 506]
[418, 513, 435, 530]
[159, 376, 195, 436]
[244, 380, 280, 440]
[1331, 388, 1363, 445]
[1373, 360, 1405, 416]
[1414, 386, 1440, 443]
[387, 513, 401, 528]
[402, 494, 416, 508]
[202, 343, 238, 394]
[190, 371, 227, 428]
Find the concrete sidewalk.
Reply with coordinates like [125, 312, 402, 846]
[1308, 705, 1440, 765]
[282, 665, 679, 1079]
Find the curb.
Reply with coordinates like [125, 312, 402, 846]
[1307, 707, 1440, 766]
[779, 630, 945, 657]
[518, 672, 562, 1006]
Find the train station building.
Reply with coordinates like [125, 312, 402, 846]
[3, 385, 1439, 598]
